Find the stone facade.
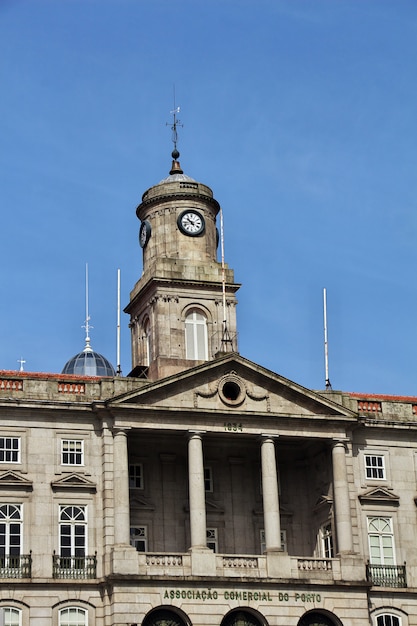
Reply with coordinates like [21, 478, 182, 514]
[0, 159, 416, 626]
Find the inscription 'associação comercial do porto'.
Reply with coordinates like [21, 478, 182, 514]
[163, 590, 322, 603]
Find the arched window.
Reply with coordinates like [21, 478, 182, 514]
[298, 613, 336, 626]
[59, 607, 87, 626]
[376, 615, 400, 626]
[368, 517, 395, 564]
[59, 506, 87, 566]
[1, 608, 21, 626]
[143, 318, 151, 366]
[221, 610, 264, 626]
[143, 609, 187, 626]
[185, 309, 208, 360]
[0, 504, 22, 565]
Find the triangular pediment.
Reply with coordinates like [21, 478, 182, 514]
[109, 354, 356, 424]
[183, 498, 224, 514]
[130, 494, 155, 510]
[0, 471, 33, 491]
[51, 473, 96, 492]
[358, 487, 400, 505]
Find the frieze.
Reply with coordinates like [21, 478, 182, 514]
[163, 589, 323, 603]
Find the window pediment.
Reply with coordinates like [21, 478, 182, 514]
[130, 495, 155, 511]
[358, 487, 399, 505]
[51, 473, 96, 492]
[0, 470, 33, 491]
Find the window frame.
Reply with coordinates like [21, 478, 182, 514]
[204, 467, 213, 492]
[365, 454, 386, 480]
[61, 440, 84, 466]
[376, 614, 401, 626]
[319, 522, 334, 558]
[0, 607, 22, 626]
[130, 526, 147, 552]
[58, 606, 88, 626]
[185, 309, 208, 360]
[0, 504, 23, 558]
[367, 516, 396, 565]
[0, 437, 21, 464]
[206, 528, 218, 552]
[129, 463, 144, 490]
[59, 505, 87, 562]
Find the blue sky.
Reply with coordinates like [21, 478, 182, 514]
[0, 0, 416, 395]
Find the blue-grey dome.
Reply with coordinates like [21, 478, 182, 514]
[62, 345, 116, 377]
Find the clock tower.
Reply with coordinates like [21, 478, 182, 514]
[125, 144, 240, 381]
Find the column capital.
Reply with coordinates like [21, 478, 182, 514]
[188, 430, 206, 439]
[332, 438, 349, 449]
[260, 434, 279, 443]
[113, 426, 131, 437]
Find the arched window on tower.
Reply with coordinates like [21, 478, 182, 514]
[185, 309, 208, 360]
[143, 318, 151, 366]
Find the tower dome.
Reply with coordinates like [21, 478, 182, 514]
[61, 343, 116, 377]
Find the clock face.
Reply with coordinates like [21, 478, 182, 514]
[177, 210, 205, 236]
[139, 220, 151, 248]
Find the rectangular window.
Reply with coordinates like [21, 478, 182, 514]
[61, 440, 84, 466]
[365, 454, 385, 480]
[204, 467, 213, 492]
[129, 464, 143, 489]
[0, 438, 20, 463]
[260, 529, 287, 553]
[130, 526, 147, 552]
[206, 528, 218, 552]
[320, 522, 334, 558]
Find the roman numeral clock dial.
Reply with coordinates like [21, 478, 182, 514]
[177, 210, 205, 236]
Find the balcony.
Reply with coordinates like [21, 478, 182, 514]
[0, 554, 32, 579]
[134, 552, 347, 581]
[366, 562, 407, 588]
[52, 553, 97, 579]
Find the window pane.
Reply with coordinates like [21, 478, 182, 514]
[3, 608, 21, 626]
[59, 607, 87, 626]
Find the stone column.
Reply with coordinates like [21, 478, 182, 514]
[332, 440, 353, 554]
[261, 436, 282, 552]
[113, 428, 130, 545]
[188, 431, 207, 549]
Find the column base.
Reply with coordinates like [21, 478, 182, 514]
[339, 553, 366, 582]
[266, 550, 292, 578]
[111, 544, 140, 575]
[189, 547, 216, 576]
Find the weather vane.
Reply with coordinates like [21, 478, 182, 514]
[81, 263, 93, 349]
[166, 87, 183, 159]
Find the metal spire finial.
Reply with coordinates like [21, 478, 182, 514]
[166, 87, 183, 163]
[82, 263, 93, 352]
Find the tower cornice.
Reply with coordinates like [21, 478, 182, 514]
[137, 190, 220, 220]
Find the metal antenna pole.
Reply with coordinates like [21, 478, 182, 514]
[220, 208, 227, 326]
[323, 288, 332, 390]
[219, 208, 233, 352]
[116, 269, 122, 376]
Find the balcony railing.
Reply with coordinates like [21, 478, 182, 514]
[366, 562, 407, 588]
[52, 553, 97, 579]
[0, 554, 32, 578]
